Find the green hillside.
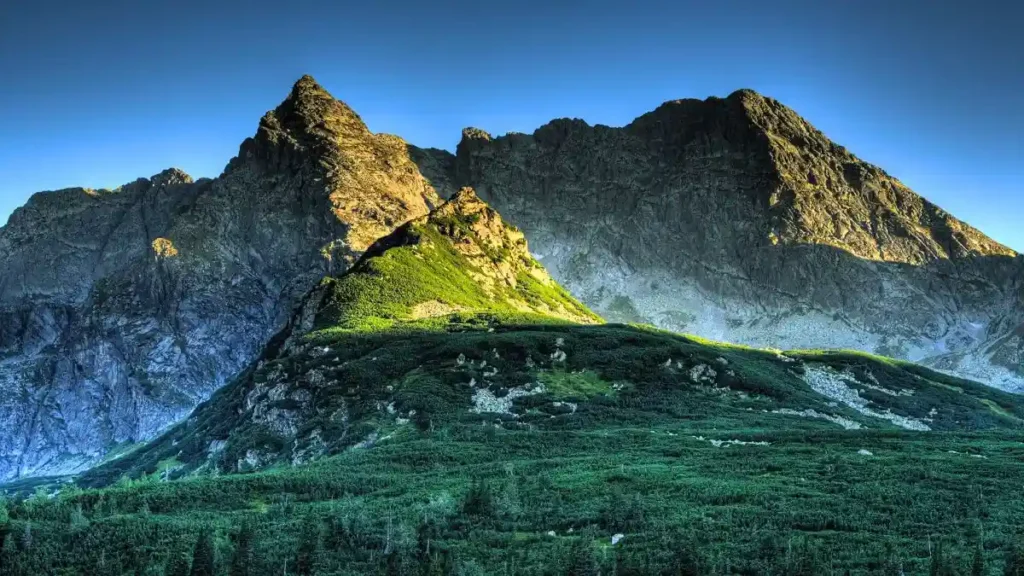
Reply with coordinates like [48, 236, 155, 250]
[2, 190, 1024, 575]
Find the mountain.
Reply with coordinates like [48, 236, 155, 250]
[0, 76, 441, 481]
[82, 187, 601, 479]
[88, 190, 1024, 483]
[7, 190, 1024, 576]
[412, 89, 1024, 391]
[4, 76, 1023, 485]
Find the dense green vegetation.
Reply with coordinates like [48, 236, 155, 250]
[3, 402, 1024, 574]
[5, 317, 1024, 575]
[75, 318, 1024, 486]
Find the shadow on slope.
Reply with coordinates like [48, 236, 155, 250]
[80, 314, 1024, 488]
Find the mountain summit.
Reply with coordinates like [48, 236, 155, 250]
[308, 186, 600, 332]
[0, 75, 439, 481]
[418, 88, 1024, 391]
[723, 89, 1012, 262]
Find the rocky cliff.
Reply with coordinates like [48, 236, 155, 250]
[412, 89, 1024, 391]
[0, 76, 440, 480]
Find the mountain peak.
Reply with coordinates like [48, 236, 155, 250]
[273, 75, 365, 133]
[460, 127, 493, 144]
[228, 76, 368, 175]
[291, 74, 326, 95]
[624, 88, 1016, 263]
[440, 186, 486, 214]
[150, 167, 193, 187]
[726, 87, 767, 105]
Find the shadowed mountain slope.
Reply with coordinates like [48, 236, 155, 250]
[411, 89, 1024, 391]
[0, 76, 440, 481]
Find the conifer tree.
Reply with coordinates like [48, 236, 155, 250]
[1006, 543, 1024, 576]
[189, 530, 215, 576]
[0, 532, 14, 575]
[384, 549, 402, 576]
[296, 516, 326, 575]
[229, 522, 256, 576]
[416, 519, 432, 574]
[973, 541, 986, 576]
[930, 540, 956, 576]
[70, 503, 89, 531]
[18, 522, 31, 551]
[461, 477, 495, 520]
[672, 545, 701, 576]
[165, 550, 191, 576]
[566, 537, 600, 576]
[425, 548, 454, 576]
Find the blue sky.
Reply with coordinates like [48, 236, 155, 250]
[1, 0, 1021, 250]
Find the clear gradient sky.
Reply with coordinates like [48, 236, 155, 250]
[1, 0, 1021, 249]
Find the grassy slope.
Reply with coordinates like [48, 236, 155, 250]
[74, 320, 1024, 487]
[311, 193, 600, 334]
[5, 320, 1024, 575]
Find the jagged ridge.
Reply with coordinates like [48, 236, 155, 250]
[425, 88, 1024, 391]
[0, 76, 440, 481]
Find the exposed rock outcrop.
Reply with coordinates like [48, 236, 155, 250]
[0, 76, 440, 480]
[413, 89, 1024, 391]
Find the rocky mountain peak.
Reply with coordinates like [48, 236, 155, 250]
[421, 187, 532, 286]
[292, 73, 327, 95]
[356, 185, 534, 289]
[461, 127, 493, 142]
[438, 88, 1024, 392]
[227, 74, 371, 177]
[149, 167, 194, 187]
[431, 186, 507, 236]
[0, 76, 443, 481]
[623, 88, 1016, 264]
[737, 95, 1016, 263]
[431, 186, 489, 223]
[726, 87, 764, 101]
[276, 74, 367, 135]
[222, 75, 440, 255]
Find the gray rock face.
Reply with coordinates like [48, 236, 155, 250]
[0, 76, 440, 480]
[413, 89, 1024, 391]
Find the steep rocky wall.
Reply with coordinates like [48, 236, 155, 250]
[0, 77, 440, 480]
[414, 90, 1024, 391]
